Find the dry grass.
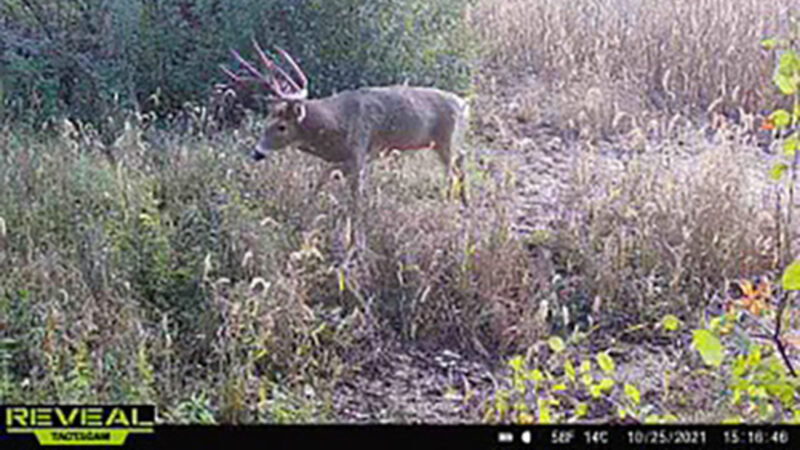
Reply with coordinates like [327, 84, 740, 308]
[474, 0, 793, 138]
[0, 111, 546, 420]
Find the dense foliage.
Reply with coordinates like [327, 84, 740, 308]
[0, 0, 476, 126]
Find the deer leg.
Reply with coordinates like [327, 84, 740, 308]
[435, 144, 456, 202]
[456, 150, 469, 208]
[343, 161, 367, 252]
[313, 164, 344, 197]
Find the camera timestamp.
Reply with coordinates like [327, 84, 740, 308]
[626, 428, 707, 445]
[723, 428, 790, 445]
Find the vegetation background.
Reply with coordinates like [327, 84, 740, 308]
[1, 0, 799, 423]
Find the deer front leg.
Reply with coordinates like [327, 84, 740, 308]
[312, 164, 344, 197]
[435, 144, 462, 205]
[344, 160, 368, 252]
[340, 122, 370, 253]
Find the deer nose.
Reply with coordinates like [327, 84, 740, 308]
[251, 149, 266, 161]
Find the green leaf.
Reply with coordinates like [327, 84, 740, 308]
[784, 133, 800, 157]
[661, 314, 681, 331]
[746, 345, 762, 366]
[598, 377, 615, 391]
[775, 73, 797, 95]
[581, 373, 593, 386]
[564, 360, 576, 383]
[596, 352, 615, 374]
[530, 369, 545, 382]
[770, 162, 789, 181]
[509, 355, 525, 372]
[538, 399, 552, 424]
[778, 51, 799, 76]
[692, 329, 724, 367]
[709, 315, 724, 333]
[548, 336, 566, 353]
[624, 383, 641, 405]
[644, 414, 661, 424]
[579, 360, 591, 374]
[771, 109, 791, 128]
[575, 403, 589, 418]
[782, 260, 800, 290]
[733, 355, 747, 377]
[761, 38, 777, 50]
[552, 383, 567, 391]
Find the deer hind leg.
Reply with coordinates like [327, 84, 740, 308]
[455, 150, 468, 207]
[434, 143, 456, 202]
[452, 102, 470, 208]
[435, 142, 468, 207]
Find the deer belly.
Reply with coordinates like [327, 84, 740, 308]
[390, 141, 439, 152]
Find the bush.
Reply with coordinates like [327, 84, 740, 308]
[0, 0, 476, 127]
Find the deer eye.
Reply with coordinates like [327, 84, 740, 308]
[277, 124, 287, 133]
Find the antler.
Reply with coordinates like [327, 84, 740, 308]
[220, 38, 308, 101]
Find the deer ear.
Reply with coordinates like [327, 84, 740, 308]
[293, 103, 306, 123]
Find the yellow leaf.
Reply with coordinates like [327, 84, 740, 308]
[538, 399, 552, 424]
[338, 268, 346, 292]
[564, 360, 576, 383]
[596, 352, 615, 374]
[518, 412, 535, 424]
[624, 383, 641, 405]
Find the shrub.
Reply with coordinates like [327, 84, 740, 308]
[0, 0, 476, 127]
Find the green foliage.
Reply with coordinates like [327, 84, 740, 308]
[166, 392, 218, 424]
[485, 334, 662, 424]
[0, 0, 476, 126]
[782, 260, 800, 290]
[595, 352, 615, 375]
[691, 329, 724, 367]
[547, 336, 565, 353]
[660, 314, 682, 331]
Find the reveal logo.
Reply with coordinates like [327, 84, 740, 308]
[2, 405, 155, 446]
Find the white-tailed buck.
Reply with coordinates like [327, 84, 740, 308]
[220, 40, 470, 221]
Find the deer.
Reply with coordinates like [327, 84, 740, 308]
[220, 39, 470, 248]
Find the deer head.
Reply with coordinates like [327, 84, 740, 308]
[220, 39, 309, 161]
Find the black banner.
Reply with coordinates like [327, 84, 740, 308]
[1, 406, 799, 449]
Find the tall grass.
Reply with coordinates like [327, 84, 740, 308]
[0, 111, 542, 420]
[475, 0, 793, 137]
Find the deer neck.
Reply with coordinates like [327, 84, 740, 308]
[294, 100, 345, 162]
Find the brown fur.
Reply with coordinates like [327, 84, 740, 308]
[223, 43, 470, 248]
[256, 86, 469, 209]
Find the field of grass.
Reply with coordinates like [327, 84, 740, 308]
[2, 0, 800, 423]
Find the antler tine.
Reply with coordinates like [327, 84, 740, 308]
[251, 38, 301, 96]
[230, 49, 271, 85]
[220, 41, 308, 101]
[274, 46, 308, 96]
[219, 64, 244, 84]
